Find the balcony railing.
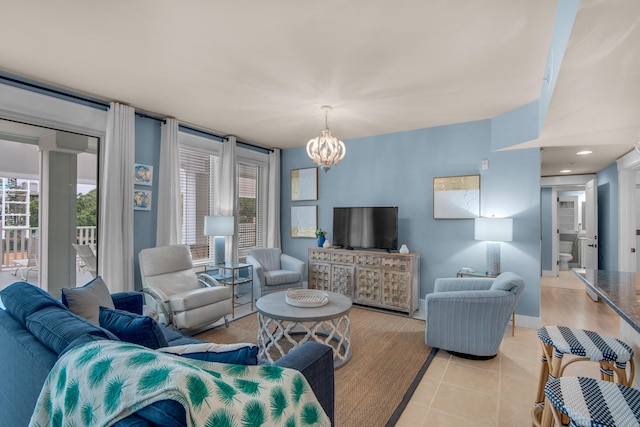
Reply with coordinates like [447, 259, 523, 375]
[2, 223, 256, 270]
[0, 226, 97, 271]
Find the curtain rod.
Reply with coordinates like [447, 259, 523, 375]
[178, 123, 226, 141]
[2, 73, 274, 153]
[135, 112, 166, 123]
[238, 141, 274, 153]
[179, 123, 273, 153]
[0, 74, 109, 109]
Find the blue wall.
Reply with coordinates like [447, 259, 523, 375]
[597, 163, 619, 270]
[133, 116, 161, 289]
[538, 0, 580, 130]
[282, 114, 541, 318]
[491, 101, 540, 151]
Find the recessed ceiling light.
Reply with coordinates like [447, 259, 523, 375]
[576, 150, 593, 155]
[560, 169, 572, 173]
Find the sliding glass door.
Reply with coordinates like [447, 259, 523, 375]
[0, 119, 98, 290]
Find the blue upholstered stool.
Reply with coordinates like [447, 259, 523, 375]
[532, 326, 635, 427]
[544, 377, 640, 427]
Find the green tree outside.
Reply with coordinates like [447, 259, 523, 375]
[238, 197, 256, 223]
[76, 189, 97, 227]
[27, 188, 97, 227]
[29, 197, 39, 227]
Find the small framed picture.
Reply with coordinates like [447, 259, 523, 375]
[134, 164, 153, 186]
[134, 190, 152, 211]
[291, 205, 317, 238]
[291, 167, 318, 201]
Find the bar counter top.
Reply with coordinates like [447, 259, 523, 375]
[574, 269, 640, 334]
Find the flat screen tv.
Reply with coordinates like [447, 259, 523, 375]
[333, 207, 398, 251]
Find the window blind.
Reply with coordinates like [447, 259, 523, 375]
[179, 146, 220, 262]
[237, 162, 265, 261]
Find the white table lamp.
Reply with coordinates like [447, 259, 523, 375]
[475, 217, 513, 276]
[204, 216, 234, 265]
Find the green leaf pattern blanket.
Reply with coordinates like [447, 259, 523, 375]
[29, 340, 330, 427]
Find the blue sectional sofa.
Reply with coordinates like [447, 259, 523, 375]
[0, 281, 335, 426]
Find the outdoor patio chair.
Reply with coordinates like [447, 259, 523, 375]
[11, 236, 39, 281]
[72, 243, 98, 277]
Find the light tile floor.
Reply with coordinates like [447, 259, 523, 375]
[396, 271, 621, 427]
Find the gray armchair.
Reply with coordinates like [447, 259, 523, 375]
[138, 244, 233, 330]
[246, 248, 306, 299]
[425, 272, 524, 359]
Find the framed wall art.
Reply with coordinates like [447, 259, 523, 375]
[134, 190, 152, 211]
[134, 163, 153, 186]
[291, 205, 317, 238]
[433, 174, 480, 219]
[290, 167, 318, 201]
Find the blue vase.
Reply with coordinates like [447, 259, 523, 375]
[317, 235, 326, 247]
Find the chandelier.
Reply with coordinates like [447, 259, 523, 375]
[306, 105, 346, 172]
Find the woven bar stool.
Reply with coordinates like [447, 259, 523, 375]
[531, 326, 635, 427]
[544, 377, 640, 427]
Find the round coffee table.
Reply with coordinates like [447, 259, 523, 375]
[255, 291, 352, 369]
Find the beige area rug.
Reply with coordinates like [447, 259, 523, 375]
[196, 307, 435, 426]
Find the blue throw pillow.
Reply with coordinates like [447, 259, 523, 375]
[99, 306, 168, 349]
[132, 400, 186, 427]
[0, 281, 67, 325]
[25, 305, 118, 355]
[158, 342, 258, 365]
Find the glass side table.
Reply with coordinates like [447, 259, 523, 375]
[203, 262, 253, 318]
[455, 269, 514, 336]
[456, 270, 497, 279]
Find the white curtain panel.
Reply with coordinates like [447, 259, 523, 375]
[99, 102, 135, 292]
[220, 136, 237, 262]
[267, 148, 281, 248]
[156, 118, 181, 246]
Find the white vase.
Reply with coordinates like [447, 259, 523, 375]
[323, 240, 332, 248]
[399, 244, 409, 254]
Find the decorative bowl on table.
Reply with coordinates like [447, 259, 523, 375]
[285, 289, 329, 308]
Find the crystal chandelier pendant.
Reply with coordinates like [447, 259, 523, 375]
[306, 106, 346, 172]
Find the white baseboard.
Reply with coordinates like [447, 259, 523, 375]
[514, 314, 542, 330]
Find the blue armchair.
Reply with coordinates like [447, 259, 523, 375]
[247, 248, 306, 299]
[425, 272, 525, 359]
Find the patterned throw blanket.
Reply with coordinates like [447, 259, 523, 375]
[29, 340, 330, 427]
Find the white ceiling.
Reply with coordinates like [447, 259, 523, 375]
[0, 0, 638, 176]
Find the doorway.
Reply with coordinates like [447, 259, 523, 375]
[558, 191, 586, 271]
[541, 174, 597, 277]
[617, 150, 640, 272]
[636, 171, 640, 270]
[0, 119, 98, 292]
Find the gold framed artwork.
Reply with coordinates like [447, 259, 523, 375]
[433, 174, 480, 219]
[291, 167, 318, 201]
[291, 205, 317, 238]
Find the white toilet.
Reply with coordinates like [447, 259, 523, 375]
[559, 240, 573, 270]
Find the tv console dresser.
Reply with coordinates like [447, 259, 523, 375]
[308, 247, 420, 315]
